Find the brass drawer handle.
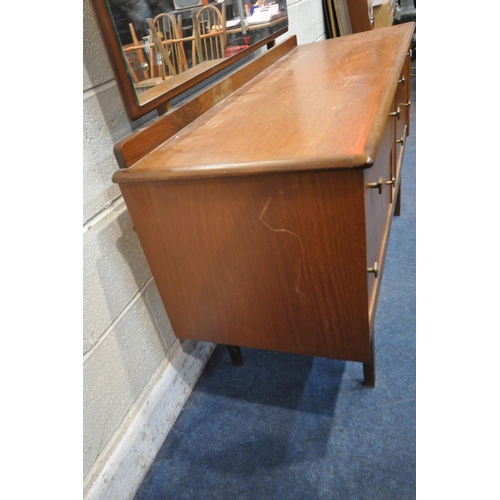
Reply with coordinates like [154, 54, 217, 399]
[407, 49, 413, 58]
[396, 135, 405, 146]
[389, 106, 401, 120]
[367, 262, 379, 278]
[399, 75, 405, 85]
[385, 176, 396, 186]
[400, 100, 411, 108]
[366, 176, 384, 194]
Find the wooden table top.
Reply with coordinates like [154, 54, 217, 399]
[114, 23, 415, 182]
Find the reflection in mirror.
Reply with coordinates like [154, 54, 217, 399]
[105, 0, 288, 108]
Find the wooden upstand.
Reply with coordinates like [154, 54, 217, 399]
[113, 23, 415, 388]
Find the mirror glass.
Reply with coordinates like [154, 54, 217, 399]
[97, 0, 288, 117]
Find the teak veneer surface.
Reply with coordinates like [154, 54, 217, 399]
[113, 24, 414, 183]
[112, 23, 414, 383]
[113, 36, 300, 170]
[119, 169, 372, 362]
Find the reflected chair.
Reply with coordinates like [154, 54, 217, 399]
[124, 23, 160, 81]
[148, 13, 189, 79]
[122, 23, 165, 92]
[128, 22, 152, 80]
[193, 4, 227, 65]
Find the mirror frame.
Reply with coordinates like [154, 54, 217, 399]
[90, 0, 289, 120]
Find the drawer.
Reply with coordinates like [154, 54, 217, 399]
[393, 122, 407, 195]
[396, 50, 411, 134]
[388, 96, 402, 204]
[390, 48, 411, 201]
[364, 118, 394, 316]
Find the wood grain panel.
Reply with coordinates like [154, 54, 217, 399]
[120, 170, 372, 362]
[334, 0, 353, 35]
[114, 36, 298, 169]
[346, 0, 373, 33]
[114, 24, 415, 183]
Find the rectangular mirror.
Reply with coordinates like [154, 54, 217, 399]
[91, 0, 289, 119]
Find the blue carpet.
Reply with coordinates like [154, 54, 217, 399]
[134, 57, 416, 500]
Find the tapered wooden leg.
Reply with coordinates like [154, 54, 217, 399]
[394, 181, 401, 216]
[226, 345, 244, 366]
[362, 335, 376, 388]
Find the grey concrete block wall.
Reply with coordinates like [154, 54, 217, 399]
[83, 0, 115, 92]
[83, 291, 168, 475]
[83, 84, 157, 224]
[284, 0, 327, 44]
[83, 200, 152, 352]
[83, 140, 111, 225]
[83, 0, 178, 482]
[83, 0, 326, 488]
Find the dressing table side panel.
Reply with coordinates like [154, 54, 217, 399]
[118, 169, 372, 363]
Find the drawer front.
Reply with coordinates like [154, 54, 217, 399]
[396, 51, 411, 135]
[364, 118, 394, 318]
[389, 48, 411, 203]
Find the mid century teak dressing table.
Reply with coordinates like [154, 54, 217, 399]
[112, 23, 415, 387]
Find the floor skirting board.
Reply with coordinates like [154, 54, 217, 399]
[84, 340, 216, 500]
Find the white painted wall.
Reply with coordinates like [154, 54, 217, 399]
[83, 0, 326, 498]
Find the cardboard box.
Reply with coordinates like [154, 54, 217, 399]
[373, 0, 395, 28]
